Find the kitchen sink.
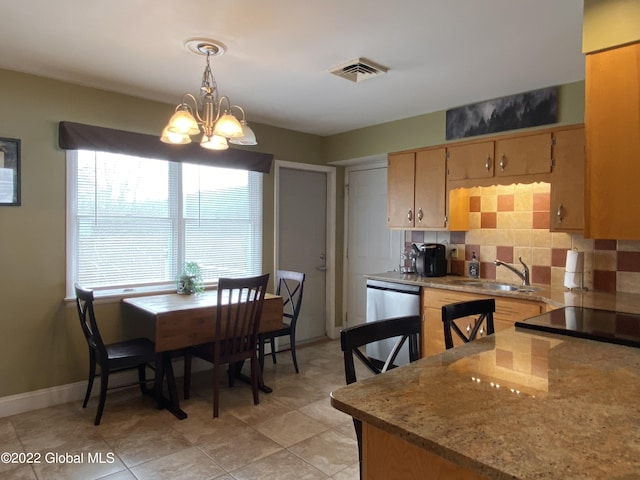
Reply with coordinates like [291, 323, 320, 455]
[448, 279, 537, 292]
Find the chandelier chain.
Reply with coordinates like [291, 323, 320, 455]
[201, 53, 219, 104]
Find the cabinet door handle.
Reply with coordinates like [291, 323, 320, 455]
[499, 154, 506, 171]
[557, 203, 563, 223]
[407, 210, 413, 222]
[485, 156, 491, 171]
[417, 208, 423, 222]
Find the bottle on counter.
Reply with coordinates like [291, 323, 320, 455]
[400, 245, 417, 273]
[469, 251, 480, 279]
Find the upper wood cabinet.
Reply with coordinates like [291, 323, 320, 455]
[447, 133, 552, 181]
[388, 123, 584, 233]
[494, 132, 552, 177]
[446, 141, 494, 180]
[387, 148, 447, 229]
[550, 126, 585, 233]
[387, 152, 415, 228]
[585, 41, 640, 240]
[415, 148, 447, 229]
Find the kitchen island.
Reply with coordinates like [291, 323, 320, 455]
[330, 327, 640, 479]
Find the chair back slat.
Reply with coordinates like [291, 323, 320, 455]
[75, 284, 108, 361]
[442, 298, 496, 349]
[340, 315, 421, 385]
[276, 270, 305, 324]
[215, 275, 269, 363]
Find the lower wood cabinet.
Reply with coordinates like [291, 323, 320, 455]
[421, 287, 548, 357]
[363, 422, 488, 480]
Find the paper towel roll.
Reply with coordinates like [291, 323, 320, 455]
[564, 250, 584, 289]
[565, 250, 584, 273]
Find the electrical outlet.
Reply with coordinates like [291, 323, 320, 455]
[450, 248, 458, 260]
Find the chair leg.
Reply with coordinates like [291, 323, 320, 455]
[183, 353, 192, 400]
[258, 335, 265, 372]
[250, 355, 260, 405]
[155, 353, 165, 409]
[270, 337, 277, 364]
[227, 364, 236, 388]
[138, 364, 149, 394]
[95, 370, 109, 426]
[83, 351, 96, 408]
[290, 331, 299, 374]
[212, 363, 220, 418]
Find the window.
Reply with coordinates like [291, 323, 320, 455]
[66, 150, 262, 297]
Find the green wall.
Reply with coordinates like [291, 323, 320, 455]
[0, 67, 585, 399]
[324, 81, 585, 163]
[0, 69, 326, 398]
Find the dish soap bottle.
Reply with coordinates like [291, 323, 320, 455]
[469, 252, 480, 279]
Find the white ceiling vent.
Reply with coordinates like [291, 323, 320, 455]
[329, 57, 388, 83]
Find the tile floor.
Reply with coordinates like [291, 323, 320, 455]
[0, 339, 362, 480]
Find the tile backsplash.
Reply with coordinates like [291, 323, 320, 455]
[406, 183, 640, 294]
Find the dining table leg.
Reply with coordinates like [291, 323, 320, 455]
[154, 352, 188, 420]
[232, 359, 273, 394]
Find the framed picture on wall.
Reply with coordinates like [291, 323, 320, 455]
[0, 137, 21, 206]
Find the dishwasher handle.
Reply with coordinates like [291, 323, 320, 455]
[366, 280, 421, 295]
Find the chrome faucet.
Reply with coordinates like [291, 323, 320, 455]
[494, 257, 530, 286]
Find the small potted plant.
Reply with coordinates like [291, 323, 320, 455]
[177, 261, 204, 295]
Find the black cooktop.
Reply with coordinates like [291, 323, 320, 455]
[515, 306, 640, 348]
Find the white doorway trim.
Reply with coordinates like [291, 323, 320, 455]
[274, 160, 338, 340]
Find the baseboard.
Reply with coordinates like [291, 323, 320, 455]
[0, 373, 139, 419]
[0, 358, 208, 419]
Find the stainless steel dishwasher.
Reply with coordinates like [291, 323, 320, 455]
[365, 279, 421, 366]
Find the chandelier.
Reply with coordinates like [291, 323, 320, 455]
[160, 41, 257, 150]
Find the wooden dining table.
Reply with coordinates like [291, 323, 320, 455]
[121, 290, 283, 420]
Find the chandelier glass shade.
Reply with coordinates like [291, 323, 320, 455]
[160, 125, 191, 144]
[161, 43, 257, 150]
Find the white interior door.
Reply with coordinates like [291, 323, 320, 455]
[278, 167, 327, 343]
[346, 166, 402, 327]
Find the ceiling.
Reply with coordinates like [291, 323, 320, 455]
[0, 0, 585, 137]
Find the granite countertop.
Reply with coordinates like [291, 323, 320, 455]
[365, 272, 640, 315]
[330, 328, 640, 479]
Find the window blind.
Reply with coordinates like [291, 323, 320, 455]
[69, 150, 262, 295]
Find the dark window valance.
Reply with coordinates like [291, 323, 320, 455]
[58, 121, 273, 173]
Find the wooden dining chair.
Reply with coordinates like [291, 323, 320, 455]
[75, 285, 156, 425]
[183, 274, 269, 418]
[442, 298, 496, 349]
[258, 270, 305, 373]
[339, 315, 421, 479]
